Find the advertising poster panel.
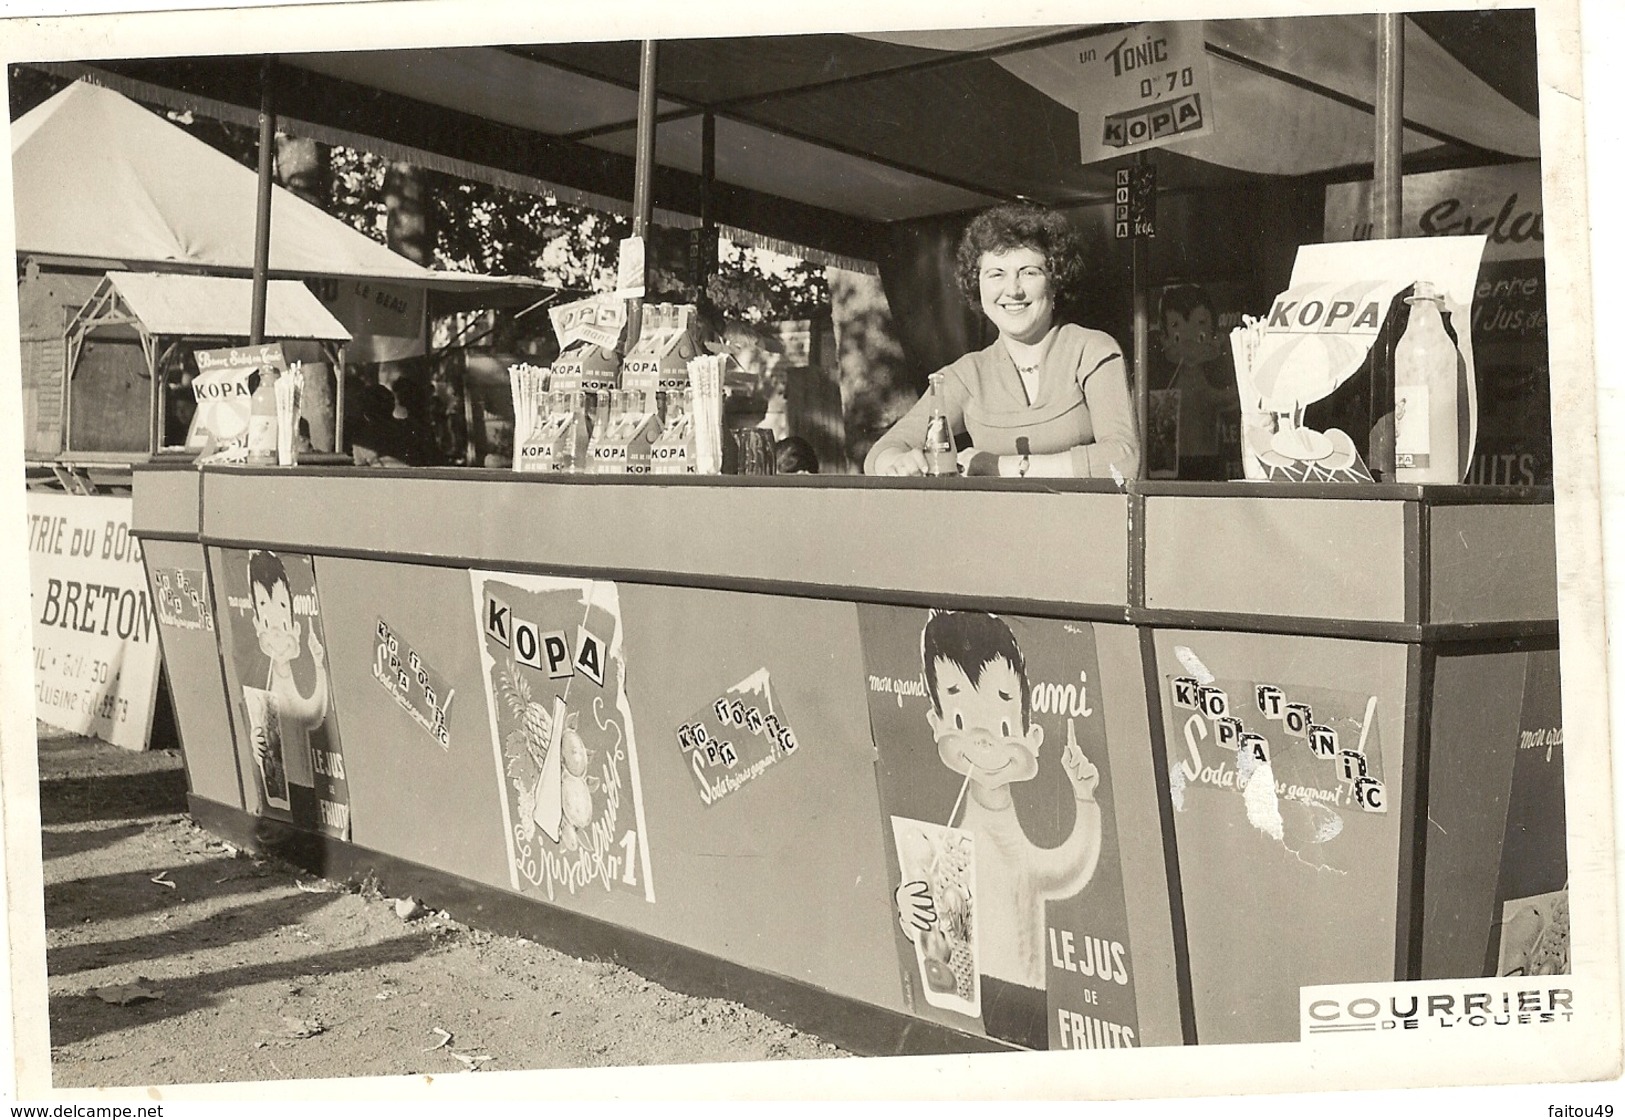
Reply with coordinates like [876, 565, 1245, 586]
[1491, 650, 1568, 977]
[217, 548, 350, 839]
[26, 492, 161, 750]
[470, 571, 655, 904]
[859, 606, 1139, 1051]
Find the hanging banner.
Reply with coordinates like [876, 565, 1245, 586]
[471, 571, 656, 903]
[1073, 21, 1215, 164]
[27, 492, 161, 750]
[859, 606, 1138, 1051]
[312, 278, 426, 364]
[1113, 165, 1157, 240]
[217, 548, 350, 839]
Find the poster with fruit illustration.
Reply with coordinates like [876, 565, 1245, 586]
[470, 571, 655, 903]
[891, 817, 979, 1018]
[859, 606, 1139, 1051]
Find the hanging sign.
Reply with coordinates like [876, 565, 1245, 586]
[1074, 21, 1215, 164]
[548, 296, 629, 353]
[614, 235, 647, 301]
[1113, 165, 1157, 240]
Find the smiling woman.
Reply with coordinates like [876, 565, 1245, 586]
[864, 203, 1140, 480]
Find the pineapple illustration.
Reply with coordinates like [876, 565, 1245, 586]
[499, 660, 552, 842]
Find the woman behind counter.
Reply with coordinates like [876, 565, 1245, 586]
[864, 203, 1140, 480]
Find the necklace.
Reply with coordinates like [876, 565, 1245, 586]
[1015, 362, 1041, 406]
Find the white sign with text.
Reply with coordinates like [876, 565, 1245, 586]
[27, 492, 162, 750]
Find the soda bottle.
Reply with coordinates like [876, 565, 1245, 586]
[923, 372, 956, 477]
[245, 364, 280, 465]
[1393, 281, 1463, 484]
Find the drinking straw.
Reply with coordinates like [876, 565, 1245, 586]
[275, 362, 303, 466]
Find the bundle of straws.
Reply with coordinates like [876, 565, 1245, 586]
[685, 354, 726, 474]
[508, 362, 550, 468]
[274, 361, 304, 467]
[1227, 316, 1271, 480]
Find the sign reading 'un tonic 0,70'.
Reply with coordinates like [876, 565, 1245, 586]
[1073, 21, 1215, 164]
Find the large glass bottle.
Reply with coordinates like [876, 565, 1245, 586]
[1393, 281, 1462, 484]
[923, 372, 956, 477]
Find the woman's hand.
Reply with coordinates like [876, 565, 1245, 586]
[875, 447, 929, 476]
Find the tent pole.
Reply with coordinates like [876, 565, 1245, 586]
[628, 40, 658, 342]
[250, 56, 276, 344]
[1131, 153, 1150, 480]
[699, 109, 716, 293]
[1374, 15, 1404, 238]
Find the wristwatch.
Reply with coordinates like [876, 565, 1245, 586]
[1017, 453, 1031, 478]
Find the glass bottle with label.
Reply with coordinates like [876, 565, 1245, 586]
[923, 372, 956, 477]
[1393, 281, 1462, 485]
[246, 365, 280, 465]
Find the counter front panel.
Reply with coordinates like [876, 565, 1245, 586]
[197, 470, 1132, 612]
[1149, 628, 1411, 1044]
[142, 537, 241, 808]
[130, 466, 202, 539]
[1142, 495, 1414, 625]
[130, 468, 1562, 1055]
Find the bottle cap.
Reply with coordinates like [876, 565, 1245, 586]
[1411, 280, 1439, 301]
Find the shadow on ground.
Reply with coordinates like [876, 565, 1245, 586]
[39, 769, 190, 826]
[48, 932, 444, 1048]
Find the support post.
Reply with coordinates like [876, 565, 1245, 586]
[628, 40, 659, 343]
[250, 56, 277, 344]
[1374, 15, 1404, 239]
[1131, 153, 1150, 478]
[699, 108, 717, 295]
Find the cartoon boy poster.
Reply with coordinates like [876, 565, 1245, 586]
[218, 549, 350, 840]
[859, 606, 1139, 1051]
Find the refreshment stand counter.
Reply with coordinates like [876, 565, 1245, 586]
[130, 462, 1558, 1051]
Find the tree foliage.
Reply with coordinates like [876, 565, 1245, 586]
[8, 64, 829, 324]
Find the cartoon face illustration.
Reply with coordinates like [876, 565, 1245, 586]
[926, 654, 1043, 790]
[1163, 303, 1222, 365]
[249, 555, 300, 665]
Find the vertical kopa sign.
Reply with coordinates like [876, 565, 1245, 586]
[1074, 21, 1215, 164]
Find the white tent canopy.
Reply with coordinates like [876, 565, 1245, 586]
[96, 271, 351, 340]
[10, 81, 542, 294]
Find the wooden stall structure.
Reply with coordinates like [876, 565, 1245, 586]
[52, 271, 350, 464]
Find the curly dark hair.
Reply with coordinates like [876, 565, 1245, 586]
[954, 203, 1085, 311]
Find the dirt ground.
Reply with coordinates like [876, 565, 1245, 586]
[34, 724, 847, 1090]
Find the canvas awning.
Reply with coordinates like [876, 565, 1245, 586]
[10, 80, 547, 299]
[94, 271, 351, 340]
[27, 11, 1539, 267]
